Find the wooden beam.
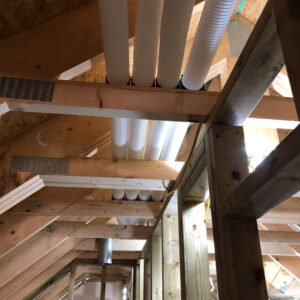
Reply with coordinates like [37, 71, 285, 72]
[75, 239, 146, 252]
[0, 227, 80, 288]
[68, 264, 76, 300]
[151, 235, 162, 300]
[6, 251, 81, 300]
[0, 78, 297, 123]
[208, 0, 284, 126]
[10, 157, 183, 180]
[178, 200, 210, 300]
[10, 198, 163, 218]
[0, 174, 166, 215]
[162, 213, 181, 299]
[210, 228, 300, 245]
[273, 0, 300, 117]
[224, 124, 300, 219]
[205, 125, 267, 300]
[78, 251, 141, 261]
[0, 214, 56, 258]
[100, 266, 107, 300]
[0, 238, 81, 299]
[143, 242, 151, 300]
[50, 223, 153, 239]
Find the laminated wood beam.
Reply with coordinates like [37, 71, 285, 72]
[9, 157, 183, 180]
[50, 223, 153, 239]
[0, 77, 297, 123]
[205, 125, 267, 300]
[0, 174, 166, 215]
[0, 238, 81, 300]
[224, 124, 300, 219]
[10, 198, 163, 218]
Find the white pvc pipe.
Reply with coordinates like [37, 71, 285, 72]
[97, 0, 130, 204]
[138, 121, 169, 201]
[132, 0, 163, 86]
[127, 0, 164, 204]
[126, 118, 148, 201]
[157, 0, 195, 88]
[97, 0, 129, 85]
[182, 0, 237, 90]
[151, 121, 189, 201]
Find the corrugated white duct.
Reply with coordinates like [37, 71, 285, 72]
[182, 0, 237, 90]
[97, 0, 129, 223]
[126, 0, 164, 202]
[157, 0, 195, 88]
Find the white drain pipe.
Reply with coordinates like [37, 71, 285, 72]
[138, 120, 170, 202]
[182, 0, 237, 90]
[97, 0, 130, 225]
[126, 0, 164, 203]
[151, 121, 189, 201]
[157, 0, 195, 88]
[146, 0, 194, 202]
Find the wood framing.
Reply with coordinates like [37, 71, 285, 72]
[0, 77, 297, 123]
[224, 124, 300, 219]
[205, 125, 267, 299]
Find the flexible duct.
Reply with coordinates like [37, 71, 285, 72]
[182, 0, 237, 90]
[157, 0, 195, 88]
[126, 0, 164, 203]
[97, 0, 130, 225]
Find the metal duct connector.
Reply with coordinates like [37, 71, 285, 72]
[97, 238, 113, 265]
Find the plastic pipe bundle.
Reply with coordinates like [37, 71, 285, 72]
[97, 0, 130, 205]
[157, 0, 195, 88]
[182, 0, 237, 90]
[127, 0, 164, 203]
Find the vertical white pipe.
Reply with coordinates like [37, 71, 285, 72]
[97, 0, 130, 204]
[182, 0, 237, 90]
[127, 0, 164, 204]
[157, 0, 195, 88]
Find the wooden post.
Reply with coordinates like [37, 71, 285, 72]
[135, 265, 140, 300]
[151, 229, 163, 300]
[100, 265, 107, 300]
[139, 259, 144, 300]
[143, 241, 152, 300]
[162, 194, 181, 300]
[178, 198, 210, 300]
[205, 125, 267, 300]
[67, 264, 76, 300]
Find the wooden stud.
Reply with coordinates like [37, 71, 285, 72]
[162, 197, 181, 300]
[151, 235, 163, 300]
[205, 125, 267, 300]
